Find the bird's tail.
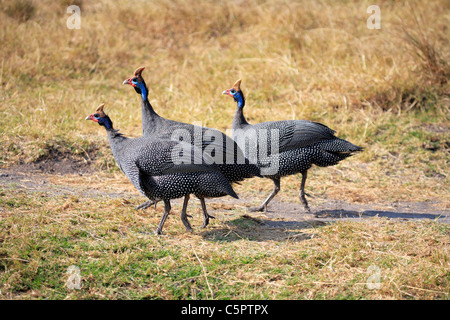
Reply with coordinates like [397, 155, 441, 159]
[221, 181, 239, 199]
[313, 138, 363, 167]
[215, 173, 240, 199]
[227, 187, 239, 199]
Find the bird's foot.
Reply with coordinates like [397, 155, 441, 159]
[135, 200, 155, 210]
[181, 217, 193, 233]
[249, 205, 267, 213]
[200, 214, 215, 229]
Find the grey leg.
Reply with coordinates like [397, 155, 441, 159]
[199, 197, 215, 228]
[135, 199, 160, 210]
[180, 195, 193, 232]
[155, 200, 171, 235]
[250, 177, 281, 212]
[299, 171, 311, 213]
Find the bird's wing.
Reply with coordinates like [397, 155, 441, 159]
[252, 120, 336, 153]
[134, 140, 219, 176]
[200, 125, 248, 164]
[165, 122, 246, 163]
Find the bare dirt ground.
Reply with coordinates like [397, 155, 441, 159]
[1, 158, 449, 227]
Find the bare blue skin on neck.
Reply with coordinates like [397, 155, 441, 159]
[98, 116, 113, 129]
[234, 91, 245, 108]
[132, 79, 148, 101]
[232, 91, 249, 129]
[139, 83, 148, 101]
[133, 79, 159, 136]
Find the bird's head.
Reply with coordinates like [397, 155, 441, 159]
[222, 79, 245, 108]
[123, 66, 148, 100]
[85, 103, 113, 129]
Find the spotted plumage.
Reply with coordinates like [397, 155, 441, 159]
[223, 79, 363, 212]
[86, 104, 238, 234]
[123, 67, 260, 226]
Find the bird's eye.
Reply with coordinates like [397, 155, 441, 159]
[231, 89, 236, 94]
[94, 113, 100, 119]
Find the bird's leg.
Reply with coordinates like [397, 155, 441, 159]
[180, 195, 193, 233]
[299, 171, 311, 213]
[135, 199, 159, 210]
[249, 177, 280, 212]
[198, 197, 215, 228]
[155, 200, 171, 235]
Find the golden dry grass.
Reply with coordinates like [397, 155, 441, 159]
[0, 0, 448, 204]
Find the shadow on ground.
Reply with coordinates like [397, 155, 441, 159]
[314, 209, 444, 221]
[259, 198, 450, 223]
[199, 196, 449, 242]
[1, 165, 449, 244]
[200, 215, 316, 242]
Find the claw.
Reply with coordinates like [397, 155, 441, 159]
[181, 218, 193, 233]
[249, 206, 266, 212]
[200, 214, 215, 229]
[135, 200, 154, 210]
[201, 219, 209, 228]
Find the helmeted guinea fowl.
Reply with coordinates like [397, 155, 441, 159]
[123, 67, 260, 227]
[85, 103, 238, 234]
[222, 79, 363, 213]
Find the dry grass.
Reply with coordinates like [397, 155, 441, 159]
[0, 0, 449, 300]
[0, 176, 449, 300]
[0, 1, 448, 202]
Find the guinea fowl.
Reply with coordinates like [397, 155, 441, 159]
[85, 103, 238, 234]
[123, 67, 260, 227]
[222, 79, 363, 212]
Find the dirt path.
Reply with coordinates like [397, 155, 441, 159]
[1, 163, 449, 225]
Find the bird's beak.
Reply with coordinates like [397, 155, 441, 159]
[85, 114, 97, 122]
[123, 78, 135, 87]
[222, 89, 231, 96]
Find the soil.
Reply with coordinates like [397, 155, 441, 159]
[1, 159, 449, 226]
[21, 150, 96, 176]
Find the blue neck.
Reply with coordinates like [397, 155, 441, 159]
[139, 83, 148, 101]
[235, 92, 245, 108]
[104, 120, 113, 129]
[232, 91, 249, 128]
[99, 117, 113, 130]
